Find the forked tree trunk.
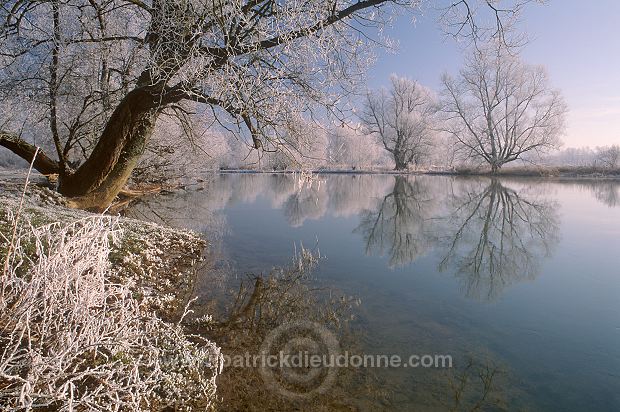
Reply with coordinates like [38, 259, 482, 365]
[1, 88, 163, 211]
[58, 88, 160, 211]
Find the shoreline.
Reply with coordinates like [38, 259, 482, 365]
[0, 178, 222, 410]
[0, 178, 205, 319]
[213, 167, 620, 181]
[4, 166, 620, 188]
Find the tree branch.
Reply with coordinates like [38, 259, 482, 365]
[0, 131, 61, 175]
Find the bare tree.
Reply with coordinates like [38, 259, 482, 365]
[362, 75, 438, 170]
[595, 145, 620, 169]
[440, 44, 567, 172]
[0, 1, 539, 210]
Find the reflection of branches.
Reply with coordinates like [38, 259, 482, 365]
[282, 181, 328, 227]
[188, 248, 365, 411]
[589, 182, 620, 207]
[123, 180, 226, 236]
[355, 176, 434, 268]
[558, 180, 620, 208]
[435, 356, 508, 412]
[326, 175, 394, 218]
[440, 179, 559, 301]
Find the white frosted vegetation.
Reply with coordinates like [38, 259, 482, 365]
[439, 43, 567, 172]
[0, 0, 539, 181]
[362, 75, 439, 170]
[0, 214, 222, 411]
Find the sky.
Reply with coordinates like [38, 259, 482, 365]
[367, 0, 620, 148]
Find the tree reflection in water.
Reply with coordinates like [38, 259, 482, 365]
[124, 174, 564, 409]
[356, 176, 560, 301]
[571, 180, 620, 208]
[439, 179, 560, 301]
[127, 174, 562, 303]
[188, 249, 515, 411]
[187, 250, 385, 411]
[355, 176, 435, 268]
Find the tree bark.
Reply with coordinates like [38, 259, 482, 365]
[58, 88, 160, 211]
[1, 87, 164, 212]
[394, 155, 407, 171]
[0, 132, 61, 175]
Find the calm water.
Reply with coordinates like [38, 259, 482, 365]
[129, 173, 620, 411]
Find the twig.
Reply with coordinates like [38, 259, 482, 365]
[2, 147, 39, 279]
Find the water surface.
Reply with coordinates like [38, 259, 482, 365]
[129, 174, 620, 411]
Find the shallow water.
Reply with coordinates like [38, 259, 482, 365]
[129, 173, 620, 411]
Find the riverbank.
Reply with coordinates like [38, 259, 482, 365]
[216, 165, 620, 180]
[0, 173, 205, 318]
[0, 173, 222, 410]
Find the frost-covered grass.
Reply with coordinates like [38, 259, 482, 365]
[0, 172, 222, 411]
[437, 165, 620, 178]
[0, 210, 221, 411]
[0, 179, 206, 318]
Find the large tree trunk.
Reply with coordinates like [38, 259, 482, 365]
[394, 156, 407, 171]
[1, 88, 164, 212]
[58, 88, 160, 211]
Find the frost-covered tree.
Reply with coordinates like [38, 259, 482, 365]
[0, 0, 538, 209]
[440, 44, 567, 172]
[595, 145, 620, 169]
[541, 146, 597, 167]
[362, 75, 438, 170]
[0, 0, 417, 210]
[259, 116, 329, 170]
[326, 124, 389, 169]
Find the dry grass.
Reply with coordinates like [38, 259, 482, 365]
[0, 164, 221, 411]
[442, 165, 620, 178]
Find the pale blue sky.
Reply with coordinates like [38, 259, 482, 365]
[367, 0, 620, 148]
